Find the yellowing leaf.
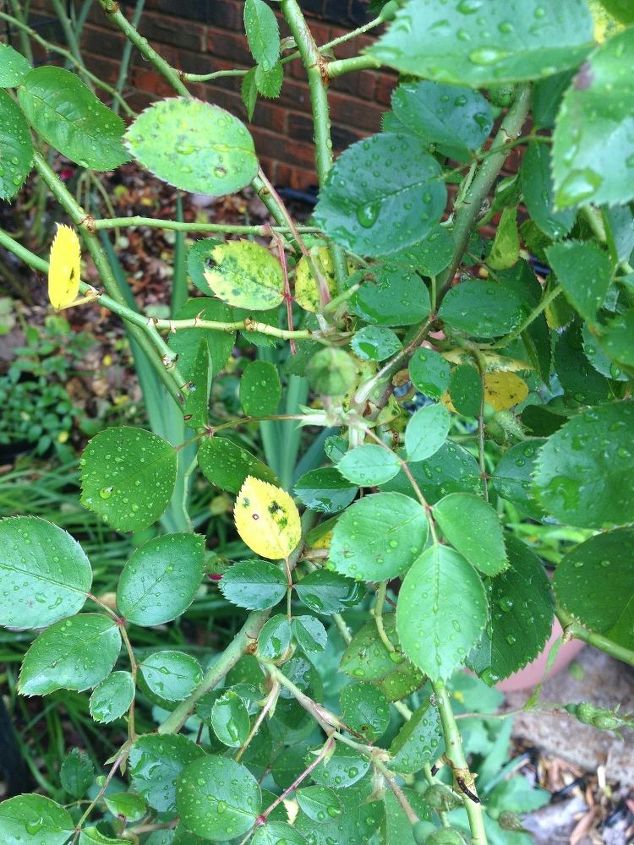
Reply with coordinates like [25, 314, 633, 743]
[295, 246, 337, 312]
[48, 223, 81, 310]
[234, 476, 301, 560]
[483, 371, 529, 411]
[203, 240, 284, 310]
[589, 0, 623, 42]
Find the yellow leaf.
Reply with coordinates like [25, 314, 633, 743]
[234, 476, 301, 560]
[295, 246, 337, 312]
[48, 224, 81, 310]
[483, 372, 529, 412]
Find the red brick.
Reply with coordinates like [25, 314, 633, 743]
[329, 91, 383, 133]
[206, 26, 254, 66]
[140, 11, 206, 51]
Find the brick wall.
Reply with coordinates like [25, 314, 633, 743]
[29, 0, 395, 189]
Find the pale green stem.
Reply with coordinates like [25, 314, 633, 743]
[493, 284, 562, 349]
[279, 0, 348, 286]
[92, 216, 319, 235]
[557, 607, 634, 667]
[98, 0, 190, 96]
[327, 53, 381, 77]
[433, 681, 488, 845]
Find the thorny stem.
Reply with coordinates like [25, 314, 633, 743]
[98, 0, 190, 96]
[437, 85, 532, 297]
[92, 216, 320, 235]
[279, 0, 348, 287]
[433, 681, 488, 845]
[493, 283, 563, 349]
[159, 513, 315, 734]
[74, 749, 128, 837]
[154, 316, 314, 341]
[258, 736, 336, 824]
[235, 681, 280, 762]
[557, 607, 634, 667]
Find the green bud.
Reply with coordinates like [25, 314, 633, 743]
[412, 821, 436, 844]
[426, 829, 467, 844]
[423, 784, 463, 811]
[488, 84, 516, 108]
[379, 0, 401, 22]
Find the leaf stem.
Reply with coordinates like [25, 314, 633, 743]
[438, 84, 532, 298]
[97, 0, 190, 96]
[92, 217, 320, 235]
[432, 681, 488, 845]
[373, 582, 397, 654]
[493, 284, 562, 349]
[279, 0, 348, 286]
[556, 607, 634, 667]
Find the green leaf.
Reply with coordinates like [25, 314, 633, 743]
[0, 90, 33, 200]
[220, 559, 287, 610]
[599, 0, 634, 23]
[314, 133, 446, 258]
[176, 756, 261, 841]
[381, 441, 482, 503]
[448, 364, 482, 417]
[390, 80, 493, 160]
[409, 349, 451, 400]
[80, 427, 177, 531]
[60, 748, 95, 798]
[199, 435, 277, 494]
[211, 690, 251, 747]
[554, 528, 634, 649]
[311, 744, 370, 789]
[389, 698, 445, 774]
[330, 492, 428, 581]
[596, 309, 634, 369]
[117, 533, 204, 626]
[293, 615, 328, 655]
[104, 792, 147, 823]
[125, 97, 257, 195]
[170, 296, 235, 373]
[390, 226, 454, 277]
[434, 493, 508, 576]
[340, 682, 390, 741]
[295, 790, 383, 844]
[18, 66, 128, 170]
[397, 546, 487, 680]
[555, 322, 613, 405]
[338, 444, 401, 486]
[294, 468, 358, 514]
[351, 325, 402, 361]
[369, 0, 593, 86]
[294, 570, 363, 615]
[89, 670, 135, 724]
[487, 207, 520, 271]
[340, 614, 425, 701]
[187, 238, 224, 295]
[296, 786, 342, 823]
[252, 823, 307, 845]
[0, 516, 91, 629]
[533, 402, 634, 528]
[241, 68, 258, 120]
[546, 240, 613, 322]
[255, 61, 284, 98]
[244, 0, 280, 71]
[0, 795, 74, 845]
[553, 28, 634, 208]
[484, 535, 554, 682]
[439, 280, 523, 338]
[350, 261, 431, 326]
[203, 240, 284, 310]
[306, 348, 358, 395]
[0, 43, 31, 86]
[491, 439, 547, 519]
[129, 734, 205, 812]
[19, 613, 121, 696]
[520, 143, 575, 240]
[139, 650, 202, 702]
[405, 403, 451, 462]
[240, 360, 282, 416]
[257, 614, 292, 659]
